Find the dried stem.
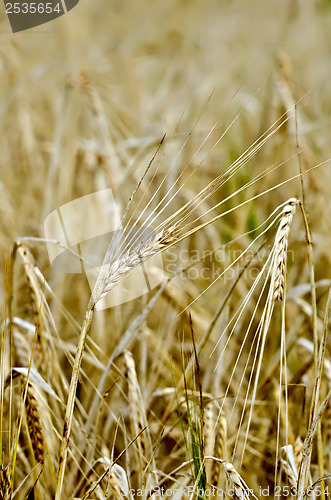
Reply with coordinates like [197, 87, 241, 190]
[55, 305, 94, 500]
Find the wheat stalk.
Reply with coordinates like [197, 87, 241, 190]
[296, 287, 331, 499]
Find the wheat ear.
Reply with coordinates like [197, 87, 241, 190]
[204, 457, 258, 499]
[25, 383, 45, 465]
[204, 401, 227, 487]
[212, 411, 227, 486]
[273, 198, 298, 302]
[280, 445, 298, 489]
[0, 465, 10, 500]
[99, 226, 177, 300]
[221, 460, 256, 499]
[124, 351, 147, 464]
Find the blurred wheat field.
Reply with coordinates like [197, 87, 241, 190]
[1, 0, 331, 499]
